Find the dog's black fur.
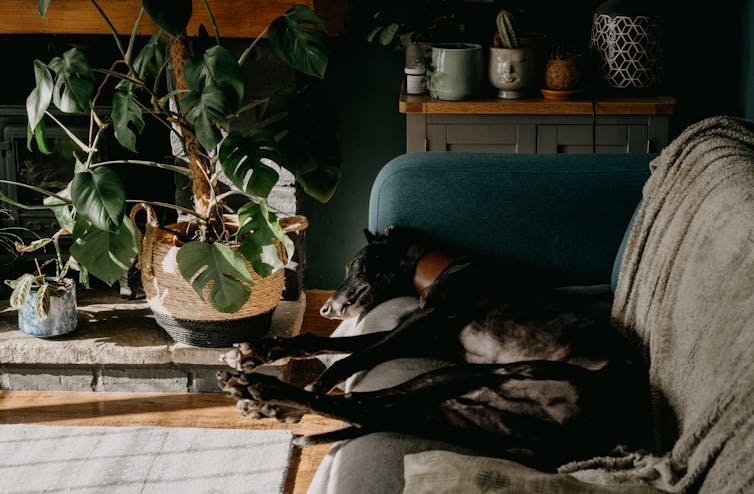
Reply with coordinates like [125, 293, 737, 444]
[218, 226, 650, 471]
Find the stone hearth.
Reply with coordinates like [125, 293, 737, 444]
[0, 288, 305, 393]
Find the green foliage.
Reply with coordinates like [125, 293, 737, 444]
[268, 5, 330, 79]
[4, 229, 77, 320]
[0, 1, 340, 314]
[142, 0, 191, 37]
[236, 200, 294, 277]
[70, 168, 126, 233]
[180, 46, 244, 150]
[494, 9, 519, 49]
[218, 130, 281, 198]
[261, 86, 341, 203]
[69, 217, 139, 286]
[176, 241, 254, 314]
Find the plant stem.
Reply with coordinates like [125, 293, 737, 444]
[200, 0, 221, 45]
[52, 233, 64, 279]
[238, 26, 268, 66]
[85, 126, 106, 168]
[0, 181, 72, 206]
[132, 98, 184, 141]
[91, 160, 192, 177]
[126, 199, 206, 221]
[125, 8, 146, 68]
[44, 112, 93, 153]
[89, 0, 126, 58]
[237, 97, 269, 116]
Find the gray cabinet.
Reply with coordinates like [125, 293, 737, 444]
[401, 92, 675, 154]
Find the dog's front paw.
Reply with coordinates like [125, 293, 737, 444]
[217, 370, 250, 400]
[236, 399, 304, 423]
[220, 340, 287, 372]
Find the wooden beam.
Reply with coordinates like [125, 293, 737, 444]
[0, 0, 314, 38]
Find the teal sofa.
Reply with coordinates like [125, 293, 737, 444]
[307, 152, 653, 494]
[309, 117, 754, 494]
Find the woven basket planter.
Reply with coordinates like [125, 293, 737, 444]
[130, 203, 307, 347]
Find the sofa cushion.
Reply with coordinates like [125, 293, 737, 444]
[403, 450, 664, 494]
[369, 153, 651, 286]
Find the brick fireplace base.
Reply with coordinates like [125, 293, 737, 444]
[0, 288, 305, 393]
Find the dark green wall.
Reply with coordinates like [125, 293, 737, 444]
[302, 40, 406, 289]
[303, 2, 754, 290]
[745, 0, 754, 119]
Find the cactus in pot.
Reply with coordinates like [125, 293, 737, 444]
[493, 8, 519, 48]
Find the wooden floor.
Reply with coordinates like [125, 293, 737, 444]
[0, 290, 342, 494]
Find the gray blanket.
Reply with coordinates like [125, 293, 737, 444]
[560, 116, 754, 493]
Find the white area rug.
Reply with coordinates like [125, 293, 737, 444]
[0, 424, 293, 494]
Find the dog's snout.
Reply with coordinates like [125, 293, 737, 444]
[320, 297, 349, 320]
[320, 301, 333, 318]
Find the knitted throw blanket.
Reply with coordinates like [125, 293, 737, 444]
[560, 116, 754, 493]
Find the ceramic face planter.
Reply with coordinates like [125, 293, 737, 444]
[426, 43, 484, 101]
[488, 46, 537, 99]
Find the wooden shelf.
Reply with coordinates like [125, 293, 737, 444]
[400, 90, 677, 116]
[0, 0, 314, 38]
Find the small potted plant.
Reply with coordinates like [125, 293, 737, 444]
[5, 229, 78, 337]
[541, 42, 583, 100]
[488, 8, 538, 99]
[0, 1, 340, 347]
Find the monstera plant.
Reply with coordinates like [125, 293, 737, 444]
[1, 0, 339, 315]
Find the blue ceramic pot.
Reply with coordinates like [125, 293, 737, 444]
[18, 279, 77, 337]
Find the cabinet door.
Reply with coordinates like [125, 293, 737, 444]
[426, 122, 537, 153]
[537, 124, 649, 154]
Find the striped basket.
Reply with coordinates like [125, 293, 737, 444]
[130, 203, 307, 347]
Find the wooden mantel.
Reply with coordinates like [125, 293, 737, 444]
[0, 0, 316, 38]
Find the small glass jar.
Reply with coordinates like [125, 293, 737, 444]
[405, 42, 430, 95]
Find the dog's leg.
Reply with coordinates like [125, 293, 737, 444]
[221, 332, 390, 372]
[222, 360, 614, 469]
[307, 307, 465, 393]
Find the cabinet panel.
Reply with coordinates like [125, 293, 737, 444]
[554, 124, 628, 154]
[446, 124, 516, 144]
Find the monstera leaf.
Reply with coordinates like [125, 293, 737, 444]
[176, 241, 254, 313]
[142, 0, 191, 37]
[236, 200, 294, 278]
[218, 130, 281, 198]
[112, 87, 145, 152]
[268, 5, 329, 78]
[181, 46, 243, 150]
[69, 217, 139, 286]
[43, 183, 74, 232]
[71, 168, 126, 233]
[27, 59, 53, 132]
[132, 31, 167, 80]
[261, 86, 341, 203]
[48, 48, 94, 114]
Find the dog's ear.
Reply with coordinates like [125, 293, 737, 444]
[364, 228, 377, 243]
[383, 224, 400, 237]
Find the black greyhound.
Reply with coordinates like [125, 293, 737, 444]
[217, 225, 650, 471]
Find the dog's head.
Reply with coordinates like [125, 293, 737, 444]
[320, 225, 425, 320]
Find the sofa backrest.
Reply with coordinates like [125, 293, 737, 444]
[369, 152, 652, 287]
